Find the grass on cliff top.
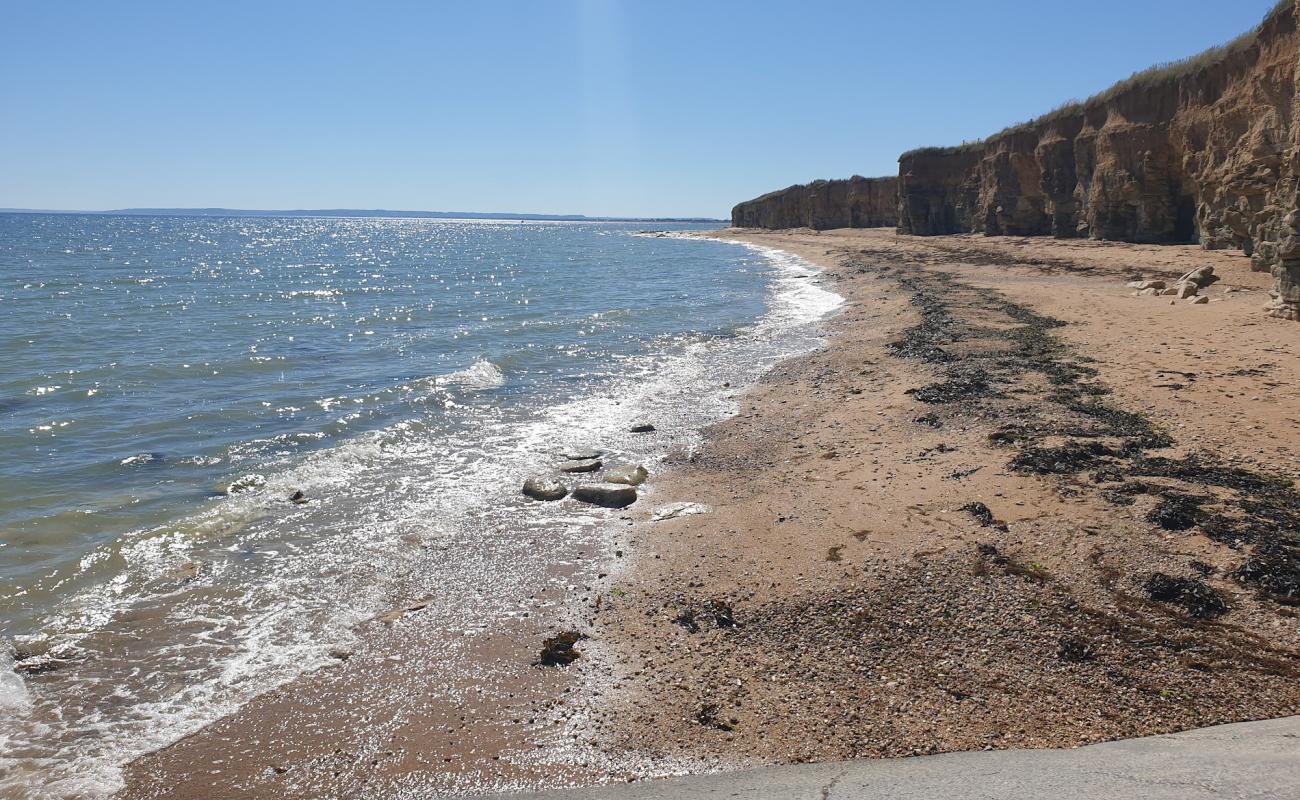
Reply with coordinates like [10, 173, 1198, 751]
[901, 0, 1294, 160]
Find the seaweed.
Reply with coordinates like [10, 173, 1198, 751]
[1143, 573, 1228, 619]
[1147, 493, 1205, 531]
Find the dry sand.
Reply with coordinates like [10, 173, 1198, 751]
[119, 229, 1300, 798]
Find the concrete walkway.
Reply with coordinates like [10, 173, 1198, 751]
[504, 717, 1300, 799]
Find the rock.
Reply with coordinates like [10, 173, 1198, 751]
[651, 502, 712, 521]
[604, 463, 649, 486]
[1173, 282, 1199, 299]
[522, 476, 568, 501]
[1138, 288, 1160, 297]
[1190, 295, 1210, 304]
[559, 448, 602, 461]
[572, 483, 638, 508]
[288, 490, 307, 505]
[1126, 280, 1144, 289]
[1177, 265, 1219, 289]
[1160, 287, 1181, 296]
[630, 422, 656, 433]
[558, 459, 602, 473]
[1138, 280, 1167, 290]
[226, 474, 266, 495]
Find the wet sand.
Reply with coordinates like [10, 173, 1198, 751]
[120, 228, 1300, 797]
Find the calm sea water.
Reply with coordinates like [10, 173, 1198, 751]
[0, 213, 840, 797]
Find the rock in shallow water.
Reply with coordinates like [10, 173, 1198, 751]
[604, 463, 649, 486]
[522, 476, 568, 501]
[572, 483, 638, 508]
[630, 422, 656, 433]
[558, 459, 602, 473]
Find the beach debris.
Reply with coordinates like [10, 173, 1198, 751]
[537, 630, 584, 666]
[960, 502, 995, 527]
[572, 483, 637, 508]
[906, 367, 993, 404]
[695, 702, 735, 731]
[288, 490, 308, 505]
[558, 459, 602, 473]
[226, 474, 266, 495]
[522, 476, 569, 501]
[672, 609, 700, 633]
[1142, 573, 1228, 619]
[1057, 637, 1095, 662]
[708, 597, 738, 628]
[651, 502, 712, 521]
[630, 422, 656, 433]
[603, 463, 649, 486]
[377, 597, 433, 624]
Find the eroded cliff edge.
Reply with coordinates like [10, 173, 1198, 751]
[731, 176, 899, 230]
[898, 0, 1300, 319]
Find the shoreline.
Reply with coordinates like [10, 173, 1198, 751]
[117, 228, 1300, 797]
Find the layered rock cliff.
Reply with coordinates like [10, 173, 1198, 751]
[898, 0, 1300, 319]
[732, 176, 899, 230]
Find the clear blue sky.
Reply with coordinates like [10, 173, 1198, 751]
[0, 0, 1282, 218]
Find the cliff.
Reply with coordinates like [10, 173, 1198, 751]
[898, 0, 1300, 319]
[732, 176, 899, 230]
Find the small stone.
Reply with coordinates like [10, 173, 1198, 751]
[559, 459, 602, 473]
[604, 464, 649, 486]
[572, 483, 638, 508]
[630, 422, 656, 433]
[522, 476, 568, 501]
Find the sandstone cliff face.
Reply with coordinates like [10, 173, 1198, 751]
[898, 1, 1300, 318]
[732, 176, 899, 230]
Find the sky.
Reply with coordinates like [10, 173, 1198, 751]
[0, 0, 1284, 218]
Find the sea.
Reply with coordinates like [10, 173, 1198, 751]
[0, 213, 842, 798]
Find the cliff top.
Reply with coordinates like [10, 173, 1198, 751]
[901, 0, 1295, 159]
[734, 175, 897, 207]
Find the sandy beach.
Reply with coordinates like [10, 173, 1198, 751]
[120, 228, 1300, 797]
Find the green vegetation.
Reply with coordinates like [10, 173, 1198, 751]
[901, 0, 1294, 160]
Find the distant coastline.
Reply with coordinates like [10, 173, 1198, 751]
[0, 207, 724, 223]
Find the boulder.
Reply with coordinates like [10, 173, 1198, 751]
[1173, 282, 1199, 299]
[1138, 280, 1167, 290]
[1177, 265, 1219, 289]
[1191, 295, 1210, 305]
[604, 463, 649, 486]
[559, 459, 602, 473]
[572, 483, 638, 508]
[523, 476, 568, 501]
